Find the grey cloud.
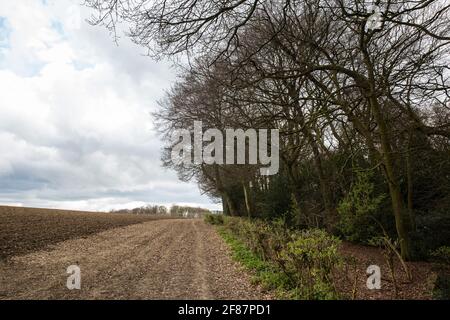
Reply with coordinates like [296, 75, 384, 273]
[0, 0, 219, 211]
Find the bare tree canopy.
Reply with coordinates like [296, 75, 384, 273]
[85, 0, 450, 58]
[87, 0, 450, 261]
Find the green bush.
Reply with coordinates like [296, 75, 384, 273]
[264, 218, 293, 262]
[218, 228, 292, 297]
[431, 246, 450, 265]
[223, 216, 241, 234]
[204, 213, 224, 225]
[225, 217, 293, 263]
[433, 273, 450, 300]
[337, 170, 386, 243]
[240, 219, 269, 258]
[220, 217, 342, 299]
[280, 229, 342, 299]
[411, 213, 450, 260]
[430, 246, 450, 300]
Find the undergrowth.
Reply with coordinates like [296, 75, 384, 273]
[215, 217, 342, 300]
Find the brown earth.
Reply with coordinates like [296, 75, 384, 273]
[1, 206, 435, 300]
[0, 206, 167, 261]
[0, 218, 272, 300]
[336, 242, 436, 300]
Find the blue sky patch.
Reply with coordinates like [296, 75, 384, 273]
[0, 16, 11, 49]
[50, 20, 64, 37]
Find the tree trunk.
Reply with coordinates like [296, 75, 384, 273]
[308, 135, 335, 226]
[223, 191, 237, 216]
[242, 180, 253, 218]
[222, 194, 229, 216]
[406, 133, 416, 231]
[370, 96, 413, 260]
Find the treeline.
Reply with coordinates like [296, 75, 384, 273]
[87, 0, 450, 260]
[111, 205, 211, 218]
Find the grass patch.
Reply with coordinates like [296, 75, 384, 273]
[217, 227, 293, 299]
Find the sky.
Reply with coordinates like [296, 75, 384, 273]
[0, 0, 221, 211]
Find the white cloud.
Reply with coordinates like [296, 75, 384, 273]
[0, 0, 221, 211]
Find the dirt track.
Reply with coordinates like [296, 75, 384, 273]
[0, 219, 270, 300]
